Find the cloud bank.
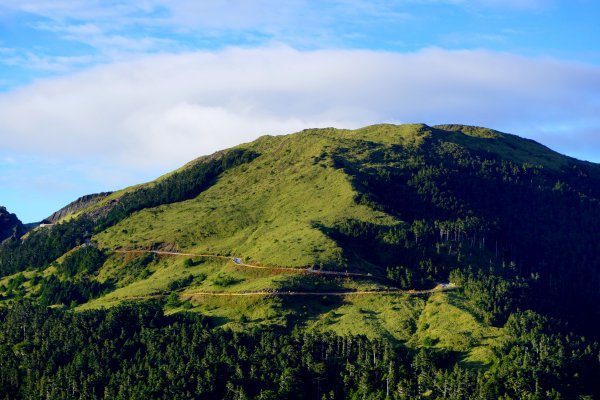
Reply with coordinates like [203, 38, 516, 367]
[1, 45, 600, 221]
[2, 47, 599, 170]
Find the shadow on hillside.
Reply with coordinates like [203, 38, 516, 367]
[459, 358, 490, 370]
[274, 275, 348, 328]
[280, 295, 347, 329]
[445, 291, 487, 325]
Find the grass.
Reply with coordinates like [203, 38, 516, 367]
[94, 129, 398, 269]
[93, 123, 572, 273]
[332, 123, 433, 148]
[433, 124, 569, 171]
[179, 295, 288, 329]
[1, 250, 503, 371]
[85, 253, 499, 365]
[306, 293, 425, 343]
[3, 123, 526, 369]
[411, 291, 503, 367]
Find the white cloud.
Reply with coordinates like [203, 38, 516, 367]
[0, 1, 399, 29]
[0, 0, 563, 78]
[1, 45, 599, 221]
[0, 46, 599, 183]
[0, 0, 140, 21]
[1, 50, 94, 72]
[0, 1, 413, 56]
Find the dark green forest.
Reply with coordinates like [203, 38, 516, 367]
[0, 302, 598, 399]
[324, 127, 600, 333]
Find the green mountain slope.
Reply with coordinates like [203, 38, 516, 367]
[96, 129, 397, 269]
[92, 123, 599, 271]
[2, 123, 600, 340]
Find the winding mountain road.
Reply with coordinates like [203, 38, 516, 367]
[115, 249, 378, 278]
[114, 249, 456, 299]
[187, 286, 454, 297]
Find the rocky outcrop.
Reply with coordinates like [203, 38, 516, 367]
[46, 192, 113, 223]
[0, 206, 25, 242]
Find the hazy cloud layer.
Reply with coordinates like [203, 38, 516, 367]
[1, 47, 599, 168]
[1, 45, 599, 221]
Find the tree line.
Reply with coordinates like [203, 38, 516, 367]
[328, 135, 600, 335]
[0, 302, 598, 399]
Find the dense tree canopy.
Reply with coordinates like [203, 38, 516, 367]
[325, 131, 600, 333]
[0, 302, 598, 399]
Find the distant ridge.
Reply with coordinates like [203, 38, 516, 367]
[45, 192, 113, 223]
[0, 206, 25, 242]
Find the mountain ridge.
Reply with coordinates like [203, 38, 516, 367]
[0, 206, 25, 243]
[45, 192, 113, 224]
[2, 123, 600, 340]
[44, 123, 596, 225]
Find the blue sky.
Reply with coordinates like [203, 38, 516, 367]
[1, 0, 600, 222]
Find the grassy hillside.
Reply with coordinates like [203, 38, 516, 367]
[2, 122, 600, 370]
[92, 123, 592, 271]
[95, 129, 399, 269]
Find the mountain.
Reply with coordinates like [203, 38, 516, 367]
[3, 124, 600, 320]
[1, 123, 600, 398]
[44, 192, 113, 224]
[0, 206, 25, 243]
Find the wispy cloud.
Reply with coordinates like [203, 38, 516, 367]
[440, 32, 510, 47]
[411, 0, 555, 10]
[475, 0, 555, 10]
[0, 0, 585, 82]
[0, 49, 94, 72]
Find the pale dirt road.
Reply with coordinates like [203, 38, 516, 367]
[121, 285, 454, 301]
[115, 249, 377, 277]
[114, 249, 457, 300]
[186, 286, 454, 297]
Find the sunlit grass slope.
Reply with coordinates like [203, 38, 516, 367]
[412, 291, 503, 367]
[95, 127, 403, 269]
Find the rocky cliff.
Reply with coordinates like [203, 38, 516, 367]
[0, 207, 25, 242]
[46, 192, 113, 223]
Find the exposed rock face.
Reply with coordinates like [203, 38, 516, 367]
[46, 192, 113, 223]
[0, 206, 25, 242]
